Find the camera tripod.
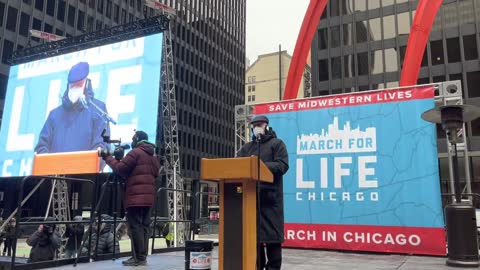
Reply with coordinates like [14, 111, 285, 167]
[74, 170, 137, 266]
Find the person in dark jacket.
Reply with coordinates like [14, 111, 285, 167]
[64, 216, 84, 258]
[34, 62, 110, 154]
[27, 224, 61, 263]
[81, 214, 120, 257]
[103, 131, 160, 266]
[3, 218, 16, 257]
[237, 115, 289, 270]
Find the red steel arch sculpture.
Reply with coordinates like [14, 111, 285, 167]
[283, 0, 443, 100]
[399, 0, 442, 86]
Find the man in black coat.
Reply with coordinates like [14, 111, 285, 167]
[27, 224, 62, 263]
[237, 115, 289, 270]
[64, 216, 84, 258]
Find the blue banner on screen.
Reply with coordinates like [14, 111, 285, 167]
[253, 86, 445, 255]
[0, 33, 163, 177]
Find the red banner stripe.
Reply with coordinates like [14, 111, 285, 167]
[254, 86, 435, 115]
[283, 223, 446, 256]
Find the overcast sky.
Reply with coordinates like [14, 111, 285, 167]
[246, 0, 310, 63]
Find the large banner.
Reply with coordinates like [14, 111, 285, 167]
[0, 33, 163, 177]
[253, 86, 445, 255]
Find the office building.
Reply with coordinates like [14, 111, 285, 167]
[246, 50, 311, 104]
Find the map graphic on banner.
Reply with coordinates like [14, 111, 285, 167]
[253, 86, 445, 255]
[0, 33, 163, 177]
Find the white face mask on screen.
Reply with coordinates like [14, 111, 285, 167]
[253, 126, 265, 138]
[68, 87, 84, 104]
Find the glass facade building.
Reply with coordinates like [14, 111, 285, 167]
[311, 0, 480, 199]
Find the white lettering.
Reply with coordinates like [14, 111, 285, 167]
[344, 232, 353, 243]
[320, 158, 328, 188]
[2, 160, 13, 177]
[6, 86, 35, 151]
[334, 157, 352, 188]
[296, 159, 314, 188]
[409, 235, 421, 246]
[106, 66, 141, 139]
[358, 156, 378, 188]
[19, 158, 33, 176]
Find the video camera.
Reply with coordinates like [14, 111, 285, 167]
[42, 224, 55, 235]
[97, 129, 130, 160]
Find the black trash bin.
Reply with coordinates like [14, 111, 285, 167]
[445, 203, 479, 267]
[185, 240, 214, 270]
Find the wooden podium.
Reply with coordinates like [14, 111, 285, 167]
[32, 150, 101, 175]
[201, 156, 273, 270]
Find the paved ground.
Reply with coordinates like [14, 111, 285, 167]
[46, 248, 463, 270]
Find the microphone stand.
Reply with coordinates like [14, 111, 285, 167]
[256, 135, 262, 270]
[82, 96, 117, 125]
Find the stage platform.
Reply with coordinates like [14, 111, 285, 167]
[44, 248, 457, 270]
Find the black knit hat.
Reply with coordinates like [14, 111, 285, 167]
[135, 130, 148, 141]
[250, 115, 269, 125]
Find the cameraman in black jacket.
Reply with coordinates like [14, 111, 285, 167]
[27, 224, 61, 263]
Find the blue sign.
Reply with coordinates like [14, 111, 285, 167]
[253, 86, 446, 255]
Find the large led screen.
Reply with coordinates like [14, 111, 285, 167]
[0, 33, 163, 177]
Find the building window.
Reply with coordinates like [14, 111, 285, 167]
[44, 23, 53, 33]
[87, 16, 94, 32]
[19, 12, 30, 37]
[96, 20, 102, 30]
[430, 40, 444, 65]
[114, 5, 120, 23]
[6, 6, 18, 32]
[446, 37, 461, 63]
[57, 1, 66, 22]
[46, 0, 55, 16]
[130, 0, 135, 7]
[121, 9, 127, 24]
[0, 73, 8, 100]
[248, 96, 251, 102]
[464, 35, 478, 61]
[252, 85, 255, 92]
[248, 86, 251, 92]
[55, 29, 63, 36]
[0, 2, 4, 27]
[137, 0, 142, 12]
[35, 0, 44, 11]
[318, 59, 329, 81]
[106, 0, 112, 18]
[467, 71, 480, 98]
[32, 18, 42, 30]
[252, 95, 256, 102]
[97, 0, 104, 14]
[67, 5, 76, 27]
[318, 28, 327, 50]
[2, 40, 14, 64]
[88, 0, 95, 9]
[77, 10, 85, 30]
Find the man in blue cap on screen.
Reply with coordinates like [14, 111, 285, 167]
[35, 62, 110, 154]
[237, 115, 289, 270]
